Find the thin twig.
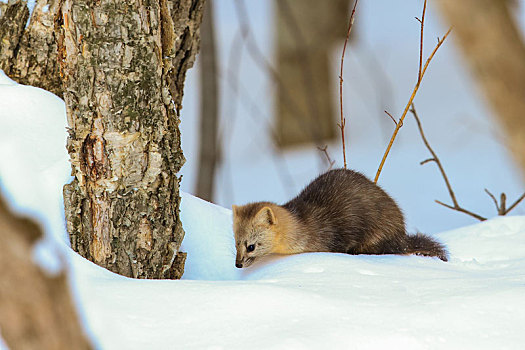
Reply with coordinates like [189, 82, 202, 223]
[435, 200, 487, 221]
[384, 110, 397, 125]
[505, 192, 525, 214]
[317, 145, 336, 170]
[374, 0, 451, 183]
[411, 104, 486, 221]
[339, 0, 359, 169]
[484, 188, 500, 213]
[500, 192, 507, 214]
[484, 189, 525, 216]
[411, 104, 457, 208]
[418, 0, 427, 83]
[414, 105, 525, 219]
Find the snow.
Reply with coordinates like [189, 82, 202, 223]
[180, 194, 241, 281]
[0, 71, 70, 275]
[71, 201, 525, 350]
[1, 1, 525, 348]
[1, 74, 525, 349]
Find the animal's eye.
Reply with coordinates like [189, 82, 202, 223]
[247, 244, 255, 252]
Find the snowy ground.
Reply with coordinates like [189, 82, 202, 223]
[1, 72, 525, 349]
[73, 196, 525, 350]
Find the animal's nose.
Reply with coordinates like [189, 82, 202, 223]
[235, 263, 243, 268]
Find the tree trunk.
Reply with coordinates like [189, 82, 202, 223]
[58, 0, 204, 279]
[0, 193, 92, 350]
[0, 0, 63, 97]
[275, 0, 351, 147]
[196, 0, 219, 202]
[438, 0, 525, 179]
[0, 1, 30, 73]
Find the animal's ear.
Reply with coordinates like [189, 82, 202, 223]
[232, 205, 238, 215]
[256, 206, 277, 225]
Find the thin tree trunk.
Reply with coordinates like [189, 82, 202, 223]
[0, 194, 92, 350]
[438, 0, 525, 179]
[275, 0, 351, 147]
[196, 0, 219, 202]
[0, 0, 63, 97]
[59, 0, 204, 279]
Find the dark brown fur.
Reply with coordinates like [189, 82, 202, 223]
[282, 169, 447, 260]
[233, 169, 448, 266]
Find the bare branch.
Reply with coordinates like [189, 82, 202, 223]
[435, 200, 487, 221]
[420, 158, 435, 165]
[411, 104, 458, 206]
[317, 145, 336, 170]
[415, 105, 524, 220]
[384, 110, 397, 125]
[483, 188, 525, 216]
[418, 0, 427, 84]
[339, 0, 359, 169]
[412, 104, 488, 221]
[500, 192, 506, 214]
[484, 188, 500, 213]
[374, 0, 451, 183]
[504, 192, 525, 215]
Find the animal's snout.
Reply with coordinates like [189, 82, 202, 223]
[235, 263, 243, 268]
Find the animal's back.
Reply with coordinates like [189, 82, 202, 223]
[283, 169, 407, 254]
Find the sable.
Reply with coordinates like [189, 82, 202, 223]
[233, 169, 447, 268]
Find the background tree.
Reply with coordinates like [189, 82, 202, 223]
[438, 0, 525, 180]
[275, 0, 352, 147]
[196, 0, 219, 202]
[0, 192, 92, 350]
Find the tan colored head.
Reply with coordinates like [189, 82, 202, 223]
[232, 203, 279, 268]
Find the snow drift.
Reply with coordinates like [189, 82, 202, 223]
[1, 65, 525, 349]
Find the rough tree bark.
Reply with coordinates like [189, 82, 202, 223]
[58, 0, 204, 279]
[196, 0, 219, 202]
[0, 0, 63, 97]
[0, 194, 92, 350]
[0, 1, 29, 73]
[438, 0, 525, 179]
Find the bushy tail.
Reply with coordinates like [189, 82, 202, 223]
[405, 233, 448, 261]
